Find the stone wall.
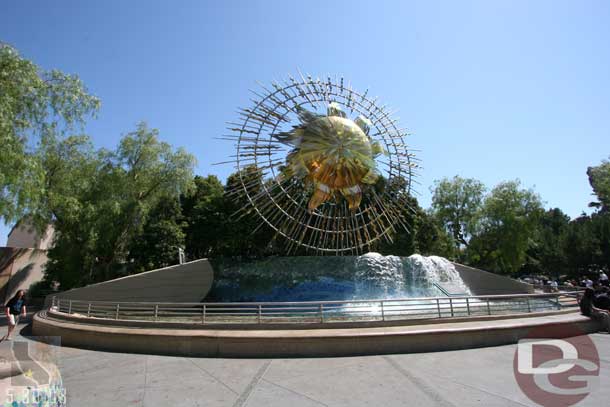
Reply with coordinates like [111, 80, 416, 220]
[0, 247, 48, 304]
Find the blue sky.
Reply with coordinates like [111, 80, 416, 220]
[1, 0, 609, 245]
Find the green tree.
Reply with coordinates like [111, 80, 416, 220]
[127, 197, 185, 272]
[0, 43, 100, 224]
[377, 195, 456, 258]
[217, 167, 276, 258]
[587, 157, 610, 212]
[430, 176, 485, 251]
[565, 214, 602, 277]
[415, 209, 457, 258]
[466, 180, 543, 275]
[45, 123, 196, 288]
[523, 208, 570, 279]
[94, 123, 195, 279]
[181, 175, 226, 259]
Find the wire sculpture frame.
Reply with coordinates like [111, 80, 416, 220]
[221, 74, 419, 255]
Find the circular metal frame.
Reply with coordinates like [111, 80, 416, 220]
[224, 74, 418, 254]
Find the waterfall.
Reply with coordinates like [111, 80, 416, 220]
[402, 254, 471, 294]
[354, 253, 405, 297]
[353, 253, 470, 299]
[209, 253, 472, 301]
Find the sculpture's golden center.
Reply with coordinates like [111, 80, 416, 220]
[301, 116, 372, 188]
[286, 115, 377, 212]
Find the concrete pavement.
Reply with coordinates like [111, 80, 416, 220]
[7, 320, 610, 407]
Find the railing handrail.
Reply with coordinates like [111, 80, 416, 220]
[49, 291, 582, 308]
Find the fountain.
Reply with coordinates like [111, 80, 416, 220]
[32, 74, 583, 359]
[207, 253, 471, 302]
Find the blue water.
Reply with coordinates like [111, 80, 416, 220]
[206, 253, 469, 302]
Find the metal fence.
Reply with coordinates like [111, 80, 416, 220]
[49, 291, 581, 325]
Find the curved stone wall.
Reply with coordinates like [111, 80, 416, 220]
[33, 310, 600, 358]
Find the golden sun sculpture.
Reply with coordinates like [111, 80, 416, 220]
[276, 102, 385, 212]
[222, 74, 418, 254]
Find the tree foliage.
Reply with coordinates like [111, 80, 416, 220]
[0, 43, 100, 224]
[127, 197, 186, 273]
[587, 157, 610, 212]
[44, 123, 195, 288]
[466, 180, 543, 275]
[376, 195, 456, 258]
[430, 176, 485, 250]
[181, 175, 227, 259]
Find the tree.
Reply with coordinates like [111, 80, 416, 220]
[523, 208, 570, 279]
[181, 175, 226, 259]
[377, 195, 456, 259]
[466, 180, 543, 275]
[430, 176, 485, 251]
[45, 123, 196, 288]
[217, 166, 276, 258]
[127, 197, 185, 272]
[0, 43, 100, 224]
[93, 123, 196, 279]
[587, 157, 610, 212]
[414, 209, 457, 259]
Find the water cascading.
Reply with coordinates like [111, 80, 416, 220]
[209, 253, 471, 302]
[354, 253, 405, 297]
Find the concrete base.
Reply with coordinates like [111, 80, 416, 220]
[33, 310, 601, 358]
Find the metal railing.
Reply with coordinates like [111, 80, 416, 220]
[48, 291, 581, 325]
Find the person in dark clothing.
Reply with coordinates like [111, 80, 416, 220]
[4, 289, 27, 341]
[594, 287, 610, 311]
[580, 288, 610, 333]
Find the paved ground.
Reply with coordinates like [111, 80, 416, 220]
[4, 316, 610, 407]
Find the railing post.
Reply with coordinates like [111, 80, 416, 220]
[57, 299, 61, 312]
[556, 294, 561, 310]
[51, 296, 57, 309]
[449, 298, 454, 317]
[436, 298, 442, 318]
[466, 298, 471, 316]
[154, 304, 159, 321]
[115, 303, 120, 320]
[486, 298, 491, 315]
[68, 300, 72, 314]
[319, 304, 324, 323]
[257, 305, 262, 323]
[526, 298, 531, 313]
[87, 303, 91, 317]
[202, 304, 206, 324]
[380, 301, 385, 321]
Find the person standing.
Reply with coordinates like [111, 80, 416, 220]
[580, 288, 610, 334]
[599, 270, 609, 287]
[4, 290, 27, 341]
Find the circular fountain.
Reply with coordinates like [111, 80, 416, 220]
[32, 75, 597, 357]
